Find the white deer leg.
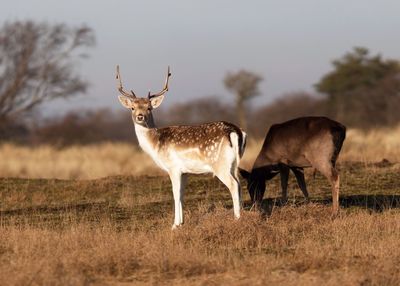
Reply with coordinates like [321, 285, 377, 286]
[169, 171, 185, 229]
[178, 174, 187, 225]
[216, 171, 241, 219]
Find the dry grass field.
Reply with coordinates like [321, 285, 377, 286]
[1, 162, 400, 285]
[1, 126, 400, 285]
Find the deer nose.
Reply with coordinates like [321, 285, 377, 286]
[136, 114, 144, 121]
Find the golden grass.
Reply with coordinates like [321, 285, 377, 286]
[340, 126, 400, 162]
[1, 125, 400, 179]
[0, 162, 399, 285]
[0, 142, 161, 179]
[1, 203, 399, 285]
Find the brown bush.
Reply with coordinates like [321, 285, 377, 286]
[32, 108, 134, 146]
[158, 96, 237, 126]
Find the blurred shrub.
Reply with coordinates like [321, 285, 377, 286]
[31, 109, 134, 146]
[0, 118, 30, 142]
[157, 97, 237, 126]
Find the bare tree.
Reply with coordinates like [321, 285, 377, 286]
[224, 70, 263, 130]
[0, 21, 95, 122]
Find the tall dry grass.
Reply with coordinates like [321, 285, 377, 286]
[1, 125, 400, 179]
[340, 126, 400, 162]
[0, 142, 161, 179]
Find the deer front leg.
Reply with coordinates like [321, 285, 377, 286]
[279, 165, 290, 203]
[291, 167, 309, 201]
[169, 171, 186, 229]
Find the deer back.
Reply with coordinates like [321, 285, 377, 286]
[155, 121, 244, 154]
[254, 117, 346, 168]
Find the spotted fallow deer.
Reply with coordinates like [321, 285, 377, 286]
[116, 66, 247, 229]
[240, 117, 346, 215]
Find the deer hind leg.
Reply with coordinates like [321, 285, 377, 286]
[169, 171, 187, 229]
[279, 164, 290, 202]
[215, 169, 241, 220]
[312, 161, 340, 216]
[291, 167, 309, 201]
[331, 169, 340, 216]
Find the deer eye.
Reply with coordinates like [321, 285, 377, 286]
[131, 108, 134, 111]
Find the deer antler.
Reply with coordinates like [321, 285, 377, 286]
[116, 65, 136, 98]
[149, 66, 171, 99]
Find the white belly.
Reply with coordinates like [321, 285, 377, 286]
[169, 149, 213, 174]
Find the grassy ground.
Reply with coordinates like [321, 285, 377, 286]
[1, 162, 400, 285]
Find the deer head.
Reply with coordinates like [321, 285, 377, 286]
[116, 65, 171, 127]
[239, 168, 266, 205]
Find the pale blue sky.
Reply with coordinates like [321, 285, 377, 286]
[1, 0, 400, 115]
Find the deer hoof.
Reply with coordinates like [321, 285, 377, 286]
[171, 224, 182, 230]
[330, 210, 340, 220]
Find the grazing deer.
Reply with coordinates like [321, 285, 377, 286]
[116, 66, 247, 229]
[240, 117, 346, 215]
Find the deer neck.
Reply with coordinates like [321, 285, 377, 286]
[133, 121, 168, 171]
[252, 154, 277, 172]
[134, 118, 159, 156]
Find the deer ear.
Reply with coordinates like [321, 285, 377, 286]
[239, 168, 250, 179]
[118, 95, 134, 109]
[150, 95, 164, 109]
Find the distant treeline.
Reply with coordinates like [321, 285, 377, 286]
[0, 89, 392, 147]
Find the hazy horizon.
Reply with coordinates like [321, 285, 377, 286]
[2, 0, 400, 117]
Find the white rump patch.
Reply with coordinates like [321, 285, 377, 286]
[229, 132, 240, 165]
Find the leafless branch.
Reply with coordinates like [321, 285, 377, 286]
[0, 21, 95, 121]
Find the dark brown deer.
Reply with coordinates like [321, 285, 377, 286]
[240, 117, 346, 215]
